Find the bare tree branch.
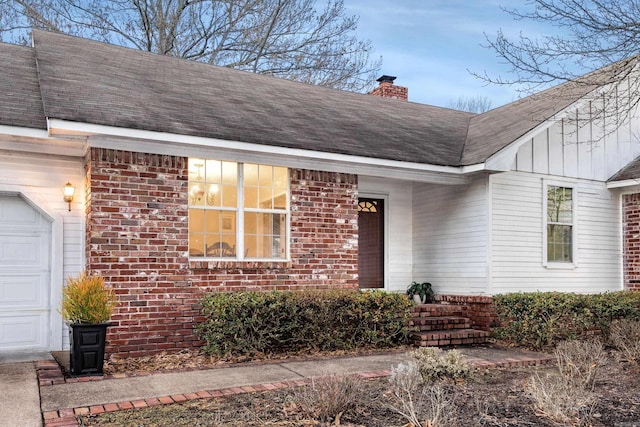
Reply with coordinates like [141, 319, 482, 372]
[476, 0, 640, 135]
[0, 0, 380, 92]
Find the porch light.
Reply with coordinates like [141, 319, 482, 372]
[63, 182, 75, 211]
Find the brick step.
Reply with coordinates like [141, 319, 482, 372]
[409, 316, 471, 332]
[410, 304, 465, 318]
[410, 329, 491, 347]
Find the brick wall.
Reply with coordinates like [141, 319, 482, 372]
[623, 193, 640, 291]
[435, 294, 498, 330]
[85, 148, 359, 358]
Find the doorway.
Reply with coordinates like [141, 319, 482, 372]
[358, 198, 384, 289]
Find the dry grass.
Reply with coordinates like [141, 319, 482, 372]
[554, 339, 607, 390]
[386, 361, 457, 427]
[290, 373, 363, 424]
[609, 319, 640, 364]
[526, 340, 606, 426]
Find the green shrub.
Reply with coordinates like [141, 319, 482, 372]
[195, 289, 411, 357]
[493, 291, 640, 349]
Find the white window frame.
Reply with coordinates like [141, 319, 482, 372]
[188, 160, 290, 261]
[542, 180, 578, 269]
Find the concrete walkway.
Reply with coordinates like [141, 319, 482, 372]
[0, 346, 554, 427]
[0, 362, 44, 427]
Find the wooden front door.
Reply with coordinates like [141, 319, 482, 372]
[358, 198, 384, 289]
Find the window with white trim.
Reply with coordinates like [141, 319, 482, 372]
[545, 185, 574, 264]
[188, 158, 288, 260]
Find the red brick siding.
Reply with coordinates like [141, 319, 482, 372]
[434, 294, 498, 331]
[369, 82, 408, 101]
[85, 148, 359, 358]
[623, 193, 640, 291]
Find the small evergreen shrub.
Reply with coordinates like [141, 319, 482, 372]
[493, 291, 640, 349]
[61, 272, 116, 324]
[195, 289, 411, 357]
[411, 347, 471, 384]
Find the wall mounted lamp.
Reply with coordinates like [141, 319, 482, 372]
[62, 182, 75, 211]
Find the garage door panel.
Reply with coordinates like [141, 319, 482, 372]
[0, 235, 49, 268]
[0, 312, 48, 350]
[0, 197, 42, 226]
[0, 195, 51, 351]
[0, 275, 47, 308]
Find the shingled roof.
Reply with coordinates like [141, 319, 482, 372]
[0, 30, 610, 168]
[0, 43, 46, 130]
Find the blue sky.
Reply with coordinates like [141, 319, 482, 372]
[343, 1, 547, 109]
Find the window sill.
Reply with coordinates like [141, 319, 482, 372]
[544, 262, 576, 270]
[189, 258, 291, 270]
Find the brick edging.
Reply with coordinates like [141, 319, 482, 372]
[40, 354, 554, 427]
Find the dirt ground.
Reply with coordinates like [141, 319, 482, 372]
[83, 349, 640, 427]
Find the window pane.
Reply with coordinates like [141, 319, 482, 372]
[244, 163, 258, 187]
[188, 183, 205, 206]
[244, 185, 258, 209]
[259, 187, 273, 209]
[205, 159, 221, 183]
[259, 164, 272, 186]
[222, 162, 237, 185]
[244, 212, 258, 234]
[189, 158, 287, 260]
[273, 188, 287, 210]
[188, 209, 205, 256]
[205, 210, 221, 233]
[547, 224, 572, 262]
[189, 209, 204, 232]
[548, 186, 572, 223]
[274, 167, 287, 188]
[221, 185, 237, 208]
[189, 233, 205, 257]
[244, 234, 257, 258]
[206, 184, 220, 206]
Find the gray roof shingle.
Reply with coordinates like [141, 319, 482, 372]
[0, 43, 46, 130]
[0, 30, 618, 169]
[31, 30, 473, 166]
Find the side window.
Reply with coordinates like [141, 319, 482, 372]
[545, 185, 574, 264]
[188, 158, 288, 260]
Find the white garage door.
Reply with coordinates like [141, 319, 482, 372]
[0, 195, 51, 351]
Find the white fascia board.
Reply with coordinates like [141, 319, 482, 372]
[0, 124, 49, 139]
[484, 120, 557, 171]
[50, 119, 487, 184]
[0, 125, 86, 157]
[484, 88, 600, 171]
[607, 179, 640, 189]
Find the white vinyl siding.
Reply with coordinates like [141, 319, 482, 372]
[514, 111, 640, 181]
[412, 178, 488, 295]
[490, 171, 621, 294]
[358, 176, 412, 292]
[0, 148, 85, 350]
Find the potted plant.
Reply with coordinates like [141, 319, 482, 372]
[406, 281, 434, 304]
[61, 271, 117, 376]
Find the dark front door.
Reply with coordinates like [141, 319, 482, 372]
[358, 198, 384, 289]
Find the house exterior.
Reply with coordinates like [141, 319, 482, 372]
[1, 30, 640, 357]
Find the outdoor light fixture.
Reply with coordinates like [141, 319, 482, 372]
[63, 182, 75, 211]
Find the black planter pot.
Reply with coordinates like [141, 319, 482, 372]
[68, 322, 111, 376]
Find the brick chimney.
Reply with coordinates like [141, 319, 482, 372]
[369, 75, 408, 101]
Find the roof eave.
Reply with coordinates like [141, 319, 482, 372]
[49, 118, 483, 184]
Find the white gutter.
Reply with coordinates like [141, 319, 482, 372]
[607, 179, 640, 189]
[49, 119, 488, 184]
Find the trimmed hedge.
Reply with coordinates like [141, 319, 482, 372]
[493, 291, 640, 349]
[196, 289, 412, 357]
